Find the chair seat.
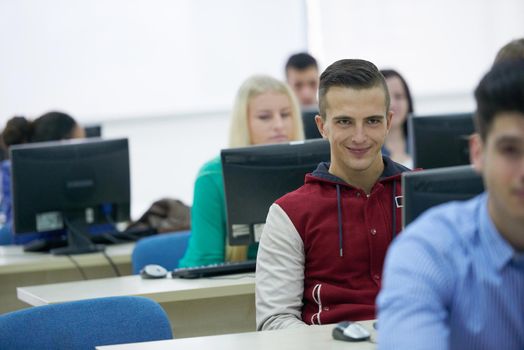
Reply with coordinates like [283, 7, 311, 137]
[0, 296, 172, 350]
[132, 230, 191, 274]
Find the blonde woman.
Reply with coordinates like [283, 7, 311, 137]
[179, 75, 304, 267]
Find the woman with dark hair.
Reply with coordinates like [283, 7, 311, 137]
[0, 111, 85, 245]
[380, 69, 414, 168]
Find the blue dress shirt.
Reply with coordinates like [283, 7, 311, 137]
[377, 193, 524, 350]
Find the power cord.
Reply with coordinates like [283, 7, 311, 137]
[102, 250, 121, 277]
[66, 254, 88, 280]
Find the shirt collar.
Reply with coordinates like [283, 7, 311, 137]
[478, 193, 515, 271]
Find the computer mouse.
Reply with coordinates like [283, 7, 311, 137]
[332, 321, 371, 342]
[140, 264, 168, 279]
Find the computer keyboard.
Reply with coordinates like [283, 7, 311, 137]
[172, 260, 257, 279]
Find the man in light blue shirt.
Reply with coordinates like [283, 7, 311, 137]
[377, 60, 524, 350]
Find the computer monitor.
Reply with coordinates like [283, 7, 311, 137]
[302, 108, 322, 139]
[408, 112, 475, 169]
[222, 139, 330, 245]
[84, 124, 102, 138]
[402, 165, 484, 227]
[10, 138, 130, 255]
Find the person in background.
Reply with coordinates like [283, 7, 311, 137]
[256, 59, 410, 330]
[0, 133, 7, 162]
[380, 69, 414, 169]
[377, 60, 524, 350]
[179, 75, 304, 267]
[494, 37, 524, 63]
[0, 111, 85, 245]
[285, 52, 320, 109]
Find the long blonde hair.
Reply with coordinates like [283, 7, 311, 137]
[228, 75, 304, 147]
[226, 75, 304, 261]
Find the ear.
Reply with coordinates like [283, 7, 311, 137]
[469, 133, 483, 173]
[315, 115, 328, 138]
[385, 111, 393, 132]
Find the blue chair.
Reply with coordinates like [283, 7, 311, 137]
[0, 296, 172, 350]
[132, 230, 191, 274]
[0, 225, 11, 245]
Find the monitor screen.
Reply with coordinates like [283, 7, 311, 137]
[84, 124, 102, 138]
[222, 139, 330, 245]
[408, 112, 475, 169]
[402, 165, 484, 227]
[301, 109, 322, 139]
[10, 138, 130, 254]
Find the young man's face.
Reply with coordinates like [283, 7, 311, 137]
[471, 112, 524, 225]
[315, 86, 392, 181]
[286, 67, 319, 107]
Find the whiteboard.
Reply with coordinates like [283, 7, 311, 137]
[0, 0, 307, 124]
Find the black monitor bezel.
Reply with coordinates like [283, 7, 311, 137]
[408, 112, 475, 169]
[10, 137, 130, 254]
[221, 139, 330, 246]
[402, 165, 484, 227]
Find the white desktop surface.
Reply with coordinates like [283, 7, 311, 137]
[17, 273, 254, 305]
[0, 243, 133, 274]
[96, 321, 377, 350]
[17, 273, 256, 337]
[0, 243, 133, 314]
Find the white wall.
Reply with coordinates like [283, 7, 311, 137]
[306, 0, 524, 114]
[2, 0, 524, 219]
[0, 0, 307, 123]
[0, 0, 308, 218]
[103, 111, 230, 218]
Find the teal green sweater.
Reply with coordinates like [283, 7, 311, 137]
[179, 156, 257, 267]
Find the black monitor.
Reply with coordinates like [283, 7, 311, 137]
[84, 124, 102, 138]
[408, 112, 475, 169]
[10, 138, 130, 255]
[302, 108, 322, 139]
[222, 139, 330, 245]
[402, 165, 484, 227]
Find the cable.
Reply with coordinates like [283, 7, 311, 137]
[102, 250, 121, 277]
[66, 254, 88, 280]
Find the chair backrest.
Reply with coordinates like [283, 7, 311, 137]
[132, 230, 191, 274]
[0, 296, 172, 350]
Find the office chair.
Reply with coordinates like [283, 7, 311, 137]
[131, 230, 191, 274]
[0, 296, 172, 350]
[0, 225, 11, 245]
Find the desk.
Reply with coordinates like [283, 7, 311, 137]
[17, 273, 256, 338]
[0, 243, 133, 314]
[96, 321, 377, 350]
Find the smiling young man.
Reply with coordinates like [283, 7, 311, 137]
[377, 61, 524, 349]
[256, 59, 410, 330]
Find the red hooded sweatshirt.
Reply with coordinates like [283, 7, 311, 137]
[275, 158, 409, 324]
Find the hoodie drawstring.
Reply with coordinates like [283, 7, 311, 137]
[336, 184, 343, 257]
[392, 179, 397, 239]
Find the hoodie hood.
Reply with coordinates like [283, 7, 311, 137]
[306, 156, 410, 187]
[304, 156, 410, 257]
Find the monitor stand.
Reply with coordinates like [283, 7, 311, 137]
[50, 216, 105, 255]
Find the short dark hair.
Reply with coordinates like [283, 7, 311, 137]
[2, 111, 79, 150]
[31, 111, 78, 142]
[318, 59, 390, 119]
[474, 60, 524, 141]
[2, 116, 31, 146]
[494, 38, 524, 64]
[285, 52, 318, 75]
